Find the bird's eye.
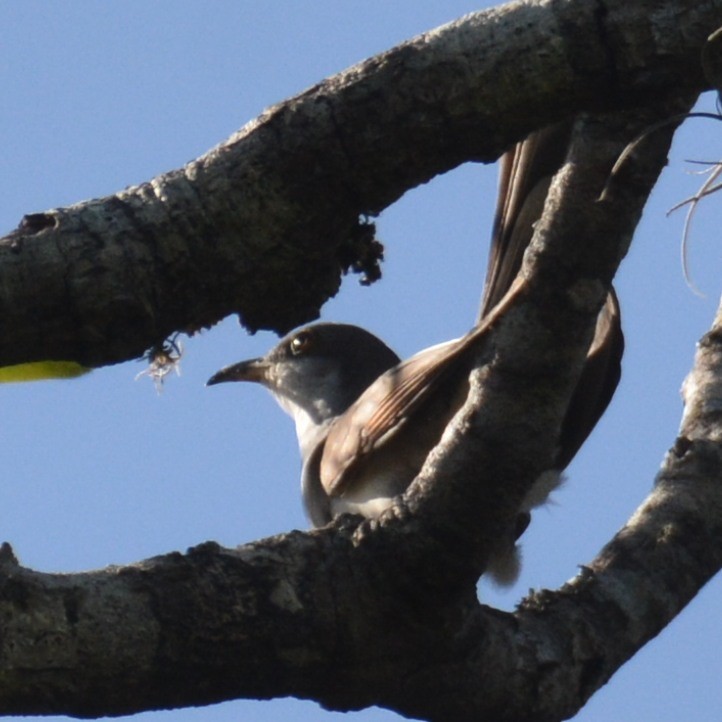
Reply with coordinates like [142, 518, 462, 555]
[290, 331, 313, 356]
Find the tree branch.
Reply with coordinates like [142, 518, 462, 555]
[0, 0, 716, 368]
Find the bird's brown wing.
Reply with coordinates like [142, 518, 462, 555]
[320, 281, 525, 498]
[319, 339, 462, 496]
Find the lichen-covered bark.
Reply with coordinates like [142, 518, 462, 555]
[0, 0, 715, 368]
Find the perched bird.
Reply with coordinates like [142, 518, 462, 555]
[208, 123, 623, 583]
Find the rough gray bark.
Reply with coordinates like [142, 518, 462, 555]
[0, 1, 721, 721]
[0, 0, 715, 368]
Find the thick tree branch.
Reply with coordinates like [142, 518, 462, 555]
[0, 0, 716, 369]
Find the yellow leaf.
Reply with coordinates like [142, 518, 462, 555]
[0, 361, 91, 383]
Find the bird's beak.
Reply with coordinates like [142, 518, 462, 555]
[207, 358, 270, 386]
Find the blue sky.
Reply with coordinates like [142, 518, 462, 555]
[2, 3, 721, 721]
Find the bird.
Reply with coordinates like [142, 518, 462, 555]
[208, 123, 623, 584]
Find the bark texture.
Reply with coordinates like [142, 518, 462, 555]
[0, 0, 716, 368]
[0, 0, 721, 721]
